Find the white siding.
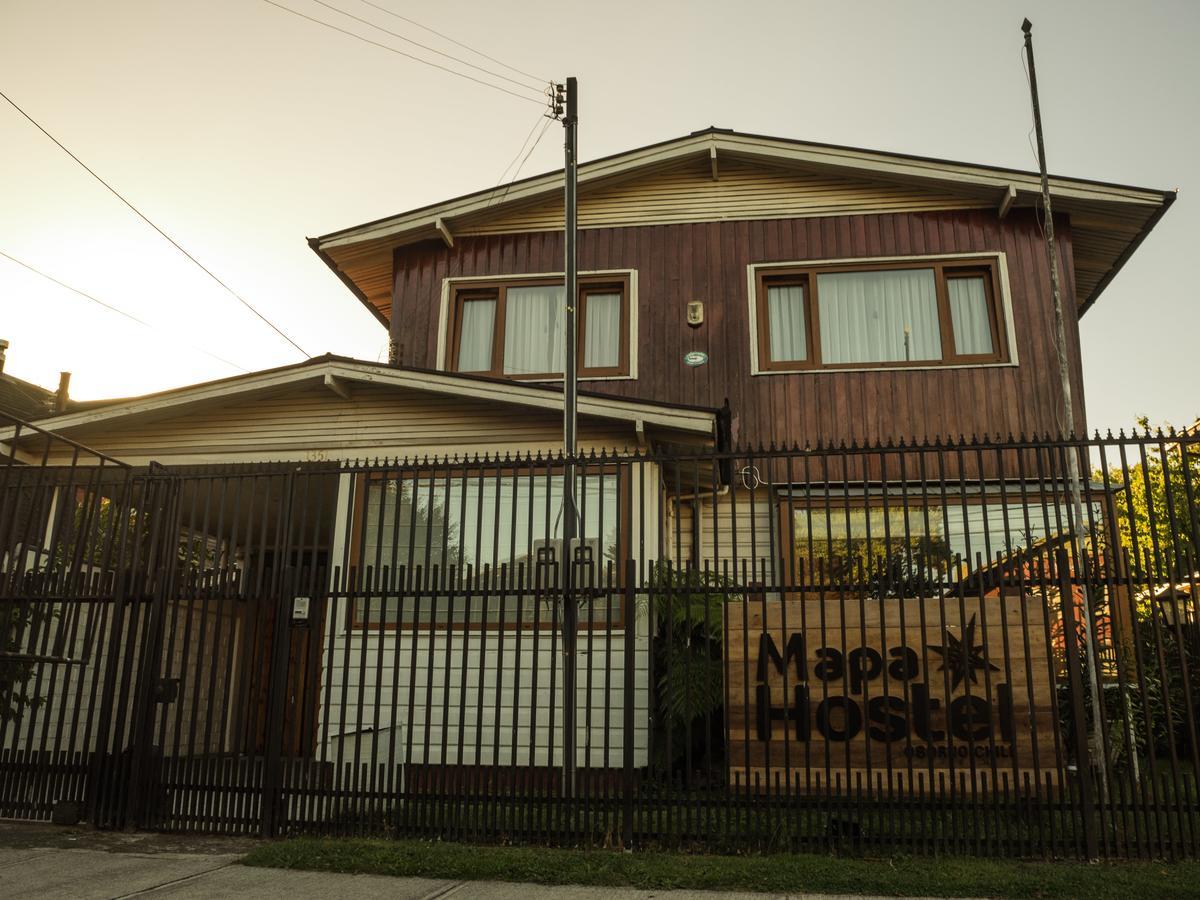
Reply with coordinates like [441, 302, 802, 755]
[316, 468, 660, 769]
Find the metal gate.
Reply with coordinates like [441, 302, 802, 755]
[3, 415, 1199, 859]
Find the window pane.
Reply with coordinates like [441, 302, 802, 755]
[948, 276, 995, 356]
[358, 472, 620, 625]
[504, 285, 565, 375]
[816, 268, 941, 363]
[583, 292, 621, 369]
[791, 498, 1099, 592]
[456, 298, 496, 371]
[766, 283, 807, 362]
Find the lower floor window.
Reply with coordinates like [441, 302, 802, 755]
[351, 471, 623, 627]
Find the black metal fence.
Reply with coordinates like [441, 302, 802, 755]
[1, 419, 1198, 859]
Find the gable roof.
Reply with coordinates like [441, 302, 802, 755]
[3, 355, 718, 446]
[312, 127, 1175, 326]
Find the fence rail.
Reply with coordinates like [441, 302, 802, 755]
[1, 426, 1197, 858]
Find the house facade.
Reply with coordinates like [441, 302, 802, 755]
[1, 129, 1188, 851]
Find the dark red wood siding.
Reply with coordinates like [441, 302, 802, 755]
[390, 209, 1083, 447]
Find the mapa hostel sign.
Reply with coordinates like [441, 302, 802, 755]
[725, 594, 1058, 791]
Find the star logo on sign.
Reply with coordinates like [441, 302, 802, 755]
[928, 614, 999, 691]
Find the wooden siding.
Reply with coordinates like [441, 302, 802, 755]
[40, 383, 641, 466]
[455, 156, 983, 235]
[393, 208, 1085, 446]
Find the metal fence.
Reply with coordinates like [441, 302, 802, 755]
[1, 420, 1198, 859]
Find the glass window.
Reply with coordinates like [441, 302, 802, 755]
[766, 283, 807, 362]
[455, 297, 496, 372]
[355, 472, 621, 627]
[756, 258, 1007, 371]
[948, 276, 995, 356]
[583, 292, 622, 369]
[449, 276, 631, 380]
[503, 284, 565, 376]
[817, 268, 941, 364]
[790, 498, 1089, 591]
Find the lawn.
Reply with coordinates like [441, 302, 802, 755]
[242, 837, 1200, 898]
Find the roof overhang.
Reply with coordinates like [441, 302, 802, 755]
[0, 357, 718, 449]
[311, 128, 1175, 325]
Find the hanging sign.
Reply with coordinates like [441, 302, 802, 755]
[684, 350, 709, 367]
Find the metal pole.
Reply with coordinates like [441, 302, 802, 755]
[1022, 18, 1109, 802]
[561, 76, 579, 799]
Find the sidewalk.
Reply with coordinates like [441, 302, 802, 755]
[0, 824, 908, 900]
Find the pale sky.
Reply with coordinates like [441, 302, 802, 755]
[0, 0, 1195, 435]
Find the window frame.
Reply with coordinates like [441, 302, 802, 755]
[345, 467, 632, 631]
[752, 256, 1010, 373]
[445, 273, 632, 381]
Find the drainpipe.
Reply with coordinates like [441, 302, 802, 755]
[0, 338, 8, 374]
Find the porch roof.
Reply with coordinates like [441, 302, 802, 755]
[1, 355, 721, 446]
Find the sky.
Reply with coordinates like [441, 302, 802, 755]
[0, 0, 1195, 436]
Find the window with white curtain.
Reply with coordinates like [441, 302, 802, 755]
[449, 275, 631, 379]
[504, 284, 565, 375]
[755, 258, 1007, 371]
[817, 268, 941, 364]
[947, 275, 995, 357]
[766, 283, 807, 362]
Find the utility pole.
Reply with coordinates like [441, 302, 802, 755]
[557, 76, 579, 799]
[1021, 18, 1108, 798]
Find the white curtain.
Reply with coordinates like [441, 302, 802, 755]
[766, 284, 807, 362]
[948, 277, 994, 356]
[456, 298, 496, 371]
[816, 268, 941, 363]
[504, 284, 565, 375]
[583, 292, 621, 369]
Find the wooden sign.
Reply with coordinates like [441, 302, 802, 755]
[726, 590, 1061, 792]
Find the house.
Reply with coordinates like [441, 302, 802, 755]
[0, 339, 73, 425]
[0, 129, 1184, 842]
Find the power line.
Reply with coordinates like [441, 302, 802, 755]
[495, 112, 547, 186]
[356, 0, 548, 86]
[310, 0, 547, 95]
[259, 0, 548, 107]
[0, 249, 251, 373]
[496, 117, 554, 206]
[0, 89, 310, 358]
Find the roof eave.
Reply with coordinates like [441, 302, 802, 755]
[1077, 189, 1177, 318]
[307, 237, 390, 329]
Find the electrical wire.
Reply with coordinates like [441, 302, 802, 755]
[495, 111, 547, 186]
[0, 88, 310, 358]
[310, 0, 547, 95]
[496, 116, 554, 207]
[259, 0, 548, 107]
[355, 0, 548, 86]
[0, 249, 250, 373]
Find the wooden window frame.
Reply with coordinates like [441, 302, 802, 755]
[446, 274, 632, 381]
[346, 468, 632, 631]
[754, 257, 1009, 372]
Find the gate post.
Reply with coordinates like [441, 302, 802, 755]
[261, 473, 298, 838]
[622, 558, 636, 850]
[1056, 549, 1100, 859]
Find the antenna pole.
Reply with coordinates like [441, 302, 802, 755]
[1022, 18, 1108, 807]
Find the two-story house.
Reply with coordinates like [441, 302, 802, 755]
[0, 129, 1179, 840]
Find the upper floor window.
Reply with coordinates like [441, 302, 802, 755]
[448, 274, 631, 380]
[753, 257, 1009, 372]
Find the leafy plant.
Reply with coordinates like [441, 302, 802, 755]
[647, 562, 739, 772]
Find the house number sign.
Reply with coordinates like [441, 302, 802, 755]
[684, 350, 709, 367]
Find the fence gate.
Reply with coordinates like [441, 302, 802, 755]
[3, 422, 1200, 860]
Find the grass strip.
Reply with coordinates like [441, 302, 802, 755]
[242, 838, 1200, 898]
